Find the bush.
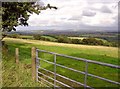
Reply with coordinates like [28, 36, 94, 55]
[40, 37, 50, 41]
[57, 36, 71, 43]
[33, 35, 41, 40]
[111, 42, 118, 47]
[7, 34, 20, 38]
[71, 39, 81, 44]
[82, 38, 104, 45]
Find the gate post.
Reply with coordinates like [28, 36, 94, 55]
[31, 47, 37, 81]
[15, 48, 19, 64]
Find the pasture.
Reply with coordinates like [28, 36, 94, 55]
[3, 38, 119, 87]
[68, 37, 109, 43]
[68, 37, 86, 40]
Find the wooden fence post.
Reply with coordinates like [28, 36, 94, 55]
[31, 47, 36, 81]
[15, 48, 19, 64]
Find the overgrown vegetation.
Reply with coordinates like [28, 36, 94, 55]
[2, 43, 47, 87]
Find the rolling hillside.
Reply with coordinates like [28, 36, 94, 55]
[3, 38, 119, 87]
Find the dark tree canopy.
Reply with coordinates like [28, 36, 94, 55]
[1, 2, 57, 32]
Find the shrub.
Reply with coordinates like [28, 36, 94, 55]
[82, 38, 104, 45]
[33, 35, 41, 40]
[57, 36, 71, 43]
[41, 37, 50, 41]
[7, 34, 20, 38]
[71, 39, 81, 44]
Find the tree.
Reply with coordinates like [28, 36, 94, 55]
[1, 1, 57, 40]
[57, 36, 71, 43]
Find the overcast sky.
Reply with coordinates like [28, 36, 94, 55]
[16, 0, 119, 32]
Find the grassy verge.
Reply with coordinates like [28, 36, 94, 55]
[2, 46, 44, 87]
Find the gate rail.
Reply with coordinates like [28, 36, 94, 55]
[35, 49, 120, 89]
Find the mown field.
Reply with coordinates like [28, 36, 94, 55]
[68, 37, 86, 40]
[3, 38, 119, 88]
[68, 37, 108, 42]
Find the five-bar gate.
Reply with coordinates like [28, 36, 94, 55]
[35, 48, 120, 89]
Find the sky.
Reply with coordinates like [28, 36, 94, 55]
[16, 0, 119, 32]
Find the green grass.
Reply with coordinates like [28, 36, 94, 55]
[19, 35, 33, 39]
[68, 37, 86, 40]
[2, 52, 43, 87]
[69, 37, 108, 43]
[3, 38, 119, 87]
[41, 35, 57, 41]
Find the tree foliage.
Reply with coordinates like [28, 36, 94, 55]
[0, 1, 57, 40]
[1, 2, 57, 32]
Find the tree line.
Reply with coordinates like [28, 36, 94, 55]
[6, 34, 118, 47]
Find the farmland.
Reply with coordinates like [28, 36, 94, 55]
[2, 37, 119, 87]
[2, 1, 119, 88]
[6, 32, 118, 47]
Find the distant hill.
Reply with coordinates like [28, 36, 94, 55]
[7, 29, 118, 36]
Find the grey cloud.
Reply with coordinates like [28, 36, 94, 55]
[82, 10, 96, 17]
[100, 5, 112, 13]
[36, 0, 45, 7]
[112, 16, 118, 26]
[60, 18, 67, 20]
[86, 0, 118, 4]
[68, 16, 82, 21]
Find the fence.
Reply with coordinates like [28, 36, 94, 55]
[32, 47, 120, 89]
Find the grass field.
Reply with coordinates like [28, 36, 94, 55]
[68, 37, 108, 43]
[41, 35, 57, 41]
[3, 38, 119, 88]
[68, 37, 86, 40]
[19, 35, 33, 39]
